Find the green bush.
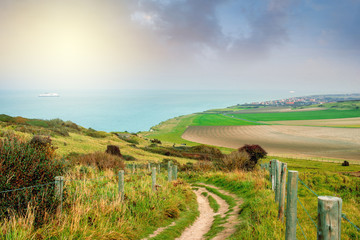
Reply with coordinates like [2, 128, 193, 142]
[0, 135, 65, 226]
[85, 128, 108, 138]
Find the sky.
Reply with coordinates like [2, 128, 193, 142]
[0, 0, 359, 92]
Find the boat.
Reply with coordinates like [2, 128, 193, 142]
[38, 93, 60, 97]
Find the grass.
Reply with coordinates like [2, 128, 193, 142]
[207, 195, 219, 213]
[192, 114, 259, 126]
[0, 167, 196, 239]
[230, 109, 360, 122]
[145, 113, 257, 147]
[150, 194, 199, 240]
[263, 156, 360, 173]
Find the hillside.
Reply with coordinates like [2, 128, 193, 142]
[1, 113, 360, 239]
[145, 100, 360, 161]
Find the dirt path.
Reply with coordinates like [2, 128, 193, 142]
[144, 184, 242, 240]
[176, 188, 215, 240]
[198, 184, 243, 240]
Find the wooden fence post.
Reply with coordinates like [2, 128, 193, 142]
[275, 160, 282, 203]
[269, 160, 273, 185]
[318, 196, 342, 240]
[157, 163, 161, 174]
[55, 176, 64, 214]
[148, 163, 151, 172]
[152, 167, 156, 192]
[271, 160, 277, 191]
[118, 170, 124, 201]
[172, 165, 178, 180]
[286, 170, 298, 240]
[168, 161, 172, 182]
[278, 162, 287, 221]
[132, 164, 135, 174]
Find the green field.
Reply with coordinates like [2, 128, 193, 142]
[193, 114, 259, 126]
[231, 109, 360, 122]
[146, 114, 257, 145]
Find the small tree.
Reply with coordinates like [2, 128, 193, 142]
[238, 144, 267, 170]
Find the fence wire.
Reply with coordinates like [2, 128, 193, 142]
[297, 198, 318, 230]
[298, 178, 319, 197]
[297, 218, 308, 240]
[342, 214, 360, 232]
[0, 182, 55, 194]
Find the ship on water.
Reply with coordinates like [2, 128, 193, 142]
[38, 93, 60, 97]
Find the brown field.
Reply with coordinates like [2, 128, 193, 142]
[182, 125, 360, 161]
[266, 117, 360, 127]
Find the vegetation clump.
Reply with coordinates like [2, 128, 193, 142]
[238, 144, 267, 170]
[105, 145, 122, 157]
[75, 152, 125, 171]
[0, 135, 65, 225]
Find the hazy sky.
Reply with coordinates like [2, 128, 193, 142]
[0, 0, 359, 92]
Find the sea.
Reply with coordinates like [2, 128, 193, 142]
[0, 89, 311, 132]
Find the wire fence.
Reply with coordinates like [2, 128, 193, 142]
[0, 162, 178, 220]
[262, 159, 360, 240]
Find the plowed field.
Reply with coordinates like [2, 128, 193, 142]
[182, 125, 360, 160]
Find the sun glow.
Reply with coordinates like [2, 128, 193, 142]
[0, 1, 146, 87]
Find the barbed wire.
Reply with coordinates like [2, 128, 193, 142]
[0, 182, 55, 194]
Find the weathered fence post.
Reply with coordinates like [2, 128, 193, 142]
[286, 170, 298, 240]
[55, 176, 64, 214]
[157, 163, 161, 174]
[172, 165, 178, 180]
[152, 167, 156, 192]
[168, 161, 172, 182]
[269, 160, 273, 185]
[148, 163, 151, 172]
[318, 196, 342, 240]
[132, 164, 135, 174]
[271, 160, 277, 191]
[118, 170, 124, 201]
[275, 160, 282, 203]
[278, 162, 287, 221]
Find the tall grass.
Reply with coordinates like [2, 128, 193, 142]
[1, 166, 195, 239]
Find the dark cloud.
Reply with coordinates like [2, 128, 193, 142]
[126, 0, 294, 61]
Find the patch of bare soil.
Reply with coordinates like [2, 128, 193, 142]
[198, 184, 243, 240]
[176, 188, 215, 240]
[182, 125, 360, 161]
[267, 117, 360, 127]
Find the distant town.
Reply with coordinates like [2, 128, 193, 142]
[243, 93, 360, 107]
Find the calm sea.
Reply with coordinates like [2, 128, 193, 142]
[0, 89, 308, 132]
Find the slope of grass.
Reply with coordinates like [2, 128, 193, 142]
[0, 167, 196, 239]
[231, 109, 360, 122]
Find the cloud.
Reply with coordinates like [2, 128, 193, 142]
[127, 0, 294, 62]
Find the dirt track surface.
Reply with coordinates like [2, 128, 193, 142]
[176, 188, 214, 240]
[182, 125, 360, 160]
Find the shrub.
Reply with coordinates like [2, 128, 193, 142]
[85, 128, 108, 138]
[216, 151, 249, 171]
[189, 145, 223, 160]
[0, 135, 65, 226]
[105, 145, 122, 157]
[150, 139, 162, 144]
[123, 154, 136, 161]
[75, 152, 125, 171]
[238, 144, 267, 170]
[342, 161, 350, 166]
